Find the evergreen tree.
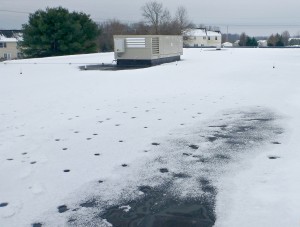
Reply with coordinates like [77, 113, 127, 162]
[246, 37, 258, 46]
[21, 7, 99, 57]
[267, 33, 285, 47]
[275, 34, 284, 46]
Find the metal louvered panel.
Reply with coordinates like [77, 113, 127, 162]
[152, 37, 159, 55]
[126, 38, 146, 48]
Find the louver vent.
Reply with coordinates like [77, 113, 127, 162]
[152, 37, 159, 54]
[126, 38, 146, 48]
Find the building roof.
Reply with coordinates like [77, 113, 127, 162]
[185, 29, 207, 36]
[222, 42, 233, 47]
[289, 37, 300, 41]
[206, 31, 222, 37]
[0, 30, 22, 42]
[185, 29, 221, 37]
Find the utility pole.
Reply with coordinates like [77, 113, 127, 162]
[226, 25, 229, 42]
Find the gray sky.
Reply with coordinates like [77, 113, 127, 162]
[1, 0, 300, 36]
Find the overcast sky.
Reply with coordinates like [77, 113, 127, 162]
[1, 0, 300, 36]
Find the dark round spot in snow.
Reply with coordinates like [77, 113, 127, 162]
[144, 150, 149, 152]
[180, 123, 185, 126]
[98, 180, 104, 183]
[138, 185, 152, 193]
[58, 205, 69, 213]
[30, 161, 37, 164]
[62, 148, 68, 151]
[159, 168, 169, 173]
[144, 127, 148, 128]
[32, 223, 43, 227]
[122, 164, 128, 167]
[74, 131, 79, 133]
[63, 169, 70, 173]
[115, 124, 120, 126]
[158, 119, 162, 120]
[55, 139, 60, 141]
[86, 138, 92, 140]
[68, 218, 76, 223]
[272, 141, 281, 145]
[173, 173, 190, 178]
[93, 133, 98, 136]
[269, 156, 280, 160]
[22, 152, 27, 155]
[119, 140, 124, 143]
[0, 202, 8, 207]
[94, 153, 100, 156]
[188, 144, 199, 150]
[207, 136, 218, 142]
[7, 158, 13, 161]
[151, 142, 160, 146]
[131, 117, 136, 119]
[98, 121, 103, 123]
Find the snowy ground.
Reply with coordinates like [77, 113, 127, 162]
[1, 48, 300, 227]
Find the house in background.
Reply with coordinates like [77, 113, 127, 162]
[233, 40, 240, 47]
[257, 40, 268, 47]
[289, 38, 300, 46]
[183, 28, 222, 49]
[0, 30, 22, 61]
[222, 42, 233, 48]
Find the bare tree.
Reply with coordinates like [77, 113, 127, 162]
[131, 22, 151, 35]
[174, 6, 193, 33]
[97, 19, 128, 52]
[239, 32, 247, 46]
[281, 30, 290, 46]
[141, 1, 170, 34]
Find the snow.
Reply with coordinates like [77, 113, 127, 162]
[0, 35, 18, 42]
[206, 31, 222, 37]
[222, 42, 233, 47]
[185, 29, 207, 36]
[185, 29, 221, 37]
[1, 48, 300, 226]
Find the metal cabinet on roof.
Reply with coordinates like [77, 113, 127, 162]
[113, 35, 183, 66]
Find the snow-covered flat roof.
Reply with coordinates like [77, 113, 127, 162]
[1, 49, 300, 227]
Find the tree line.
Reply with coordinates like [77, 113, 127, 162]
[21, 1, 193, 57]
[20, 1, 299, 58]
[223, 30, 293, 47]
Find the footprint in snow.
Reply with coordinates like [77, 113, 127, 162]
[58, 205, 69, 213]
[0, 202, 8, 207]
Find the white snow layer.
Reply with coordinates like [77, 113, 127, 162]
[0, 48, 300, 226]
